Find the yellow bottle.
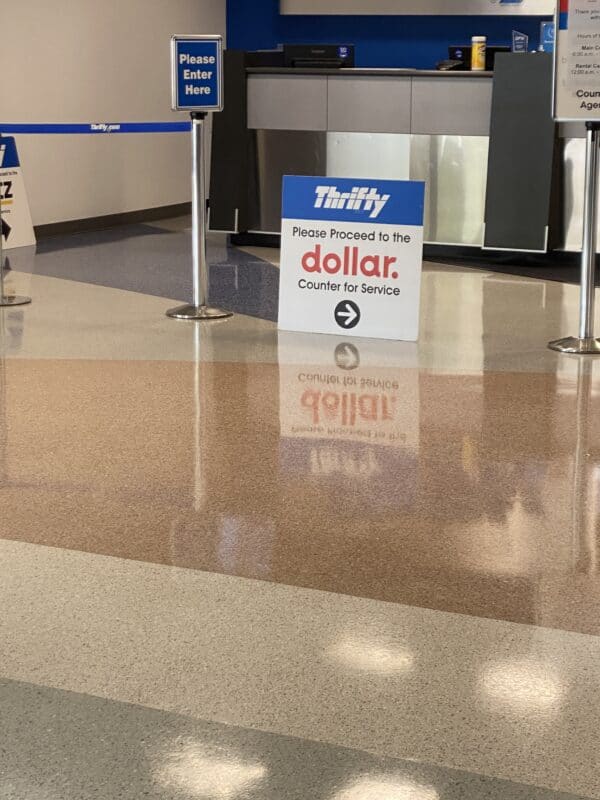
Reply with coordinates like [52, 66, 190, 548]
[471, 36, 487, 71]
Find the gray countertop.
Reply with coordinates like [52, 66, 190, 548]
[246, 67, 494, 78]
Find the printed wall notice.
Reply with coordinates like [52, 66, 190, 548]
[554, 0, 600, 119]
[278, 176, 425, 342]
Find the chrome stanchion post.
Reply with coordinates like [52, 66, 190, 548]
[549, 121, 600, 354]
[0, 256, 32, 307]
[167, 113, 232, 321]
[0, 253, 31, 309]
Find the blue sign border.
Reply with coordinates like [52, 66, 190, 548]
[282, 175, 425, 227]
[0, 137, 20, 169]
[171, 35, 223, 113]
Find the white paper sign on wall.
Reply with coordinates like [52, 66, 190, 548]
[278, 175, 425, 341]
[553, 0, 600, 120]
[0, 137, 36, 251]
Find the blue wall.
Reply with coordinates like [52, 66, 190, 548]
[227, 0, 548, 69]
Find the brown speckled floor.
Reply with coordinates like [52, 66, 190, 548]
[1, 358, 599, 635]
[1, 226, 600, 799]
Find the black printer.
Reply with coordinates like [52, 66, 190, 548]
[283, 44, 355, 69]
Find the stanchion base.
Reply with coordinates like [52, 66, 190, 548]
[0, 295, 31, 307]
[166, 304, 233, 320]
[548, 336, 600, 354]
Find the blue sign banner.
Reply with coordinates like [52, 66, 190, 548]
[172, 36, 222, 112]
[282, 175, 424, 227]
[0, 137, 20, 168]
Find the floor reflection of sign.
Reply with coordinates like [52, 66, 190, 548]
[0, 137, 36, 251]
[278, 175, 424, 341]
[278, 333, 419, 507]
[278, 332, 419, 450]
[334, 300, 361, 330]
[334, 343, 360, 370]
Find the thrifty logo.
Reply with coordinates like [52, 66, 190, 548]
[90, 124, 121, 133]
[0, 144, 5, 168]
[314, 186, 390, 219]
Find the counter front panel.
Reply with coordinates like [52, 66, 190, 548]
[211, 62, 589, 252]
[327, 76, 412, 134]
[247, 75, 328, 131]
[411, 77, 492, 137]
[247, 70, 492, 137]
[244, 69, 492, 245]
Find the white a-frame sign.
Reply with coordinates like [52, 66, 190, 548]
[0, 137, 36, 250]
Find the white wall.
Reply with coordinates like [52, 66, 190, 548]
[0, 0, 226, 225]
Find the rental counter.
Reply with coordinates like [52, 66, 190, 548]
[209, 53, 588, 253]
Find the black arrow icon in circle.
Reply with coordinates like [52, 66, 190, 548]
[1, 217, 11, 241]
[334, 343, 360, 370]
[334, 300, 361, 330]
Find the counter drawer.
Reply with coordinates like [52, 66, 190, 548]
[247, 75, 328, 131]
[411, 77, 492, 136]
[327, 76, 411, 133]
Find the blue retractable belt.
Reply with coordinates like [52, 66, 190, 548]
[0, 122, 191, 134]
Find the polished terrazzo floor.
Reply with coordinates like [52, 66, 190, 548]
[1, 219, 600, 799]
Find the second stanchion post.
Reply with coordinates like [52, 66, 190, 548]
[167, 112, 232, 321]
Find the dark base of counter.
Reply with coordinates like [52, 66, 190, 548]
[230, 232, 281, 249]
[35, 203, 192, 240]
[425, 246, 593, 286]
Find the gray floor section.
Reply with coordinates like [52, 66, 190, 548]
[5, 221, 279, 321]
[0, 678, 591, 800]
